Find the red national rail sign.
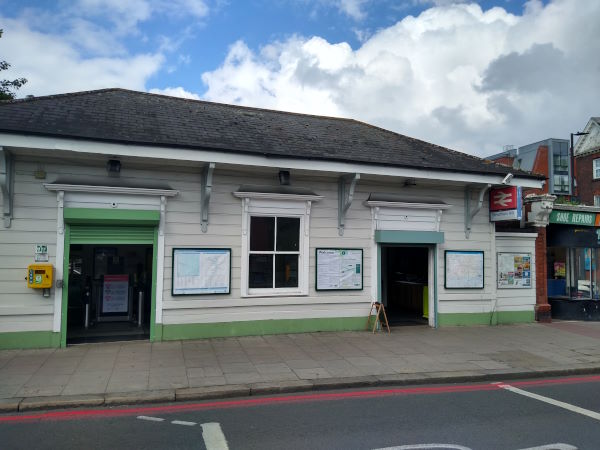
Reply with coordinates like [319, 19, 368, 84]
[490, 186, 519, 211]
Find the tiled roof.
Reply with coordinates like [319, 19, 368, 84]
[0, 88, 541, 178]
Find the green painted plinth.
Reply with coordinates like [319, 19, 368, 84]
[0, 331, 61, 349]
[160, 317, 368, 341]
[437, 310, 534, 326]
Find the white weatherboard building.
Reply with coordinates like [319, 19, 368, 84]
[0, 89, 544, 349]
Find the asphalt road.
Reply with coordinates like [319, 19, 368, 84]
[2, 375, 600, 450]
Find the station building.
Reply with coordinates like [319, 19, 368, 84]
[0, 89, 544, 349]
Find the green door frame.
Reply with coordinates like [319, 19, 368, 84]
[376, 230, 442, 328]
[60, 208, 160, 347]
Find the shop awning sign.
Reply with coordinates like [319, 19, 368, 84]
[489, 186, 522, 222]
[550, 210, 597, 226]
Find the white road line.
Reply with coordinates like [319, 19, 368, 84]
[201, 422, 229, 450]
[137, 416, 165, 422]
[518, 444, 577, 450]
[499, 383, 600, 422]
[171, 420, 197, 426]
[373, 445, 472, 450]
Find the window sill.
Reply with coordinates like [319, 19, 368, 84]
[242, 291, 308, 298]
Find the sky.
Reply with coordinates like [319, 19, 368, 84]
[0, 0, 599, 157]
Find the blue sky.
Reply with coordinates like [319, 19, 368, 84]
[1, 0, 597, 156]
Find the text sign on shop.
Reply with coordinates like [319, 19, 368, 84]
[550, 210, 597, 226]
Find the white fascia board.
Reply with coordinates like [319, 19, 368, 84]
[44, 183, 179, 197]
[1, 133, 544, 188]
[495, 232, 538, 239]
[364, 200, 451, 209]
[233, 191, 323, 201]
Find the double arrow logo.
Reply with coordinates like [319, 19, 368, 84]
[493, 191, 513, 207]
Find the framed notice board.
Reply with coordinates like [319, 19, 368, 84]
[497, 252, 532, 288]
[444, 250, 484, 289]
[316, 248, 363, 291]
[172, 248, 231, 295]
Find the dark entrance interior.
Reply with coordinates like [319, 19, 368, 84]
[67, 244, 152, 344]
[381, 246, 429, 325]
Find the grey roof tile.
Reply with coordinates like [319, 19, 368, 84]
[0, 88, 540, 179]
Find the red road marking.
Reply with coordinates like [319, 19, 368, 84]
[1, 374, 599, 424]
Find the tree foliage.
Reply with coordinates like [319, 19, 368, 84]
[0, 29, 27, 100]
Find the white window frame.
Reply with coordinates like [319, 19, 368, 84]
[234, 192, 322, 298]
[594, 195, 600, 207]
[248, 214, 304, 296]
[594, 158, 600, 180]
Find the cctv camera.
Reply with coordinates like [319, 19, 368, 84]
[501, 173, 514, 185]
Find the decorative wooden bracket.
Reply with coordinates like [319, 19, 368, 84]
[464, 184, 491, 239]
[200, 162, 215, 233]
[338, 173, 360, 236]
[0, 147, 14, 228]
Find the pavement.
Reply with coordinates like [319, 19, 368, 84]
[2, 321, 600, 413]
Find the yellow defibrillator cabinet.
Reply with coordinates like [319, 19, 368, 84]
[27, 264, 53, 289]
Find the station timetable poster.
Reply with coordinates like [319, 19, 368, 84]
[316, 248, 363, 291]
[445, 250, 484, 289]
[172, 248, 231, 295]
[497, 252, 532, 288]
[102, 274, 129, 313]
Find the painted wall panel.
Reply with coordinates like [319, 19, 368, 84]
[0, 153, 509, 336]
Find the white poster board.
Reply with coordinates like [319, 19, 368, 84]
[172, 248, 231, 295]
[445, 251, 484, 289]
[316, 248, 363, 291]
[102, 274, 129, 313]
[497, 252, 532, 288]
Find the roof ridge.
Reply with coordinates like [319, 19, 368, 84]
[0, 87, 124, 104]
[1, 87, 361, 125]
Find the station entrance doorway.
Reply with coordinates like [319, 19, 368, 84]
[65, 225, 156, 345]
[380, 246, 430, 326]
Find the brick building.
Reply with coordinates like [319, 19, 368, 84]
[488, 130, 600, 321]
[574, 117, 600, 206]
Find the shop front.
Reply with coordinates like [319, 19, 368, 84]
[547, 207, 600, 319]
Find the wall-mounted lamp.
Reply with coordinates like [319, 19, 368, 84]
[106, 159, 121, 174]
[501, 173, 513, 185]
[278, 170, 290, 186]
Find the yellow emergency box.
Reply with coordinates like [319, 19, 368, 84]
[27, 264, 53, 289]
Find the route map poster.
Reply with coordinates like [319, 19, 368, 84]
[172, 248, 231, 295]
[497, 252, 532, 288]
[316, 248, 363, 291]
[445, 250, 484, 289]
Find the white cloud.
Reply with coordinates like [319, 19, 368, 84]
[337, 0, 369, 20]
[0, 17, 164, 97]
[149, 86, 202, 99]
[201, 0, 600, 156]
[72, 0, 209, 34]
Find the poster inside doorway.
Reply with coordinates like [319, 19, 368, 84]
[316, 248, 363, 290]
[102, 274, 129, 313]
[497, 252, 532, 288]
